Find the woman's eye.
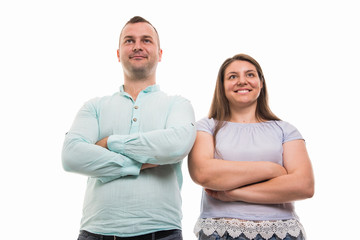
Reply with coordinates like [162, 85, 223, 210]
[229, 75, 236, 80]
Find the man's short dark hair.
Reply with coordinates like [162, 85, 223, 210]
[119, 16, 160, 48]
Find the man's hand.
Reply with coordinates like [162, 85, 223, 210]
[96, 137, 158, 170]
[96, 137, 109, 149]
[141, 163, 158, 170]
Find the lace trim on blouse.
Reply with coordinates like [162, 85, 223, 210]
[194, 218, 306, 240]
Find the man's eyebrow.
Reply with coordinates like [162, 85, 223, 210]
[123, 35, 153, 39]
[142, 35, 154, 39]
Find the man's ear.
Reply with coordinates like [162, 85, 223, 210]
[117, 49, 120, 62]
[158, 49, 163, 62]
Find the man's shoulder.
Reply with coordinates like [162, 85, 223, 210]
[156, 91, 191, 103]
[82, 92, 120, 107]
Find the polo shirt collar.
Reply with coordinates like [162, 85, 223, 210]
[119, 84, 160, 94]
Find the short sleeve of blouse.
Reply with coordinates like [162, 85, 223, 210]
[195, 117, 215, 135]
[276, 121, 304, 143]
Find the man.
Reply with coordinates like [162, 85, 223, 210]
[62, 16, 196, 240]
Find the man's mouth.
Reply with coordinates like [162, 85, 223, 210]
[130, 55, 147, 59]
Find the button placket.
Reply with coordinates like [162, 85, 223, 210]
[129, 103, 140, 134]
[133, 105, 139, 122]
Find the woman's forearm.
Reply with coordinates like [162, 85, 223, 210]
[188, 131, 287, 191]
[206, 140, 315, 203]
[224, 172, 314, 204]
[189, 158, 286, 191]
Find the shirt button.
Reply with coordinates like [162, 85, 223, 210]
[134, 106, 139, 109]
[133, 118, 137, 122]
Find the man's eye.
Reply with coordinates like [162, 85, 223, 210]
[125, 39, 134, 43]
[144, 39, 151, 43]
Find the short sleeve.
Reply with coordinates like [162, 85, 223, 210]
[276, 121, 304, 143]
[195, 117, 215, 135]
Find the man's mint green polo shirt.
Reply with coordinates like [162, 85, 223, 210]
[62, 85, 196, 237]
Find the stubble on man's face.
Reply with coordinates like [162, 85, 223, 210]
[118, 22, 162, 80]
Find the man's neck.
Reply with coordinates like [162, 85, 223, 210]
[123, 78, 156, 101]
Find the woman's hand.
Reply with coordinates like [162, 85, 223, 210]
[205, 188, 237, 202]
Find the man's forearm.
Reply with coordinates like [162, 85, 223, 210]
[95, 137, 158, 170]
[107, 123, 196, 165]
[62, 133, 141, 183]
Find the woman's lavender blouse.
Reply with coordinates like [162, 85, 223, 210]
[195, 118, 304, 221]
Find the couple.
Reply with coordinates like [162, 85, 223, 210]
[62, 16, 314, 240]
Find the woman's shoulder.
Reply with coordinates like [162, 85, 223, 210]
[195, 117, 216, 135]
[270, 120, 303, 143]
[270, 120, 298, 131]
[196, 117, 215, 124]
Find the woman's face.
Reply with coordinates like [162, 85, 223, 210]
[223, 60, 263, 109]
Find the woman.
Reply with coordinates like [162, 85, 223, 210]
[188, 54, 314, 240]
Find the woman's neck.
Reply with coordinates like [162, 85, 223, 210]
[229, 104, 259, 123]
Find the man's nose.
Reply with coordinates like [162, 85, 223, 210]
[133, 41, 143, 51]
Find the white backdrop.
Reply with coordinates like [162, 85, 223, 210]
[1, 0, 359, 239]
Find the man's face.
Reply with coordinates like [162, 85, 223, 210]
[117, 22, 162, 79]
